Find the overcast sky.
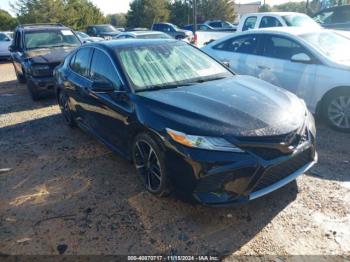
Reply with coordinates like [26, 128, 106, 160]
[1, 0, 304, 16]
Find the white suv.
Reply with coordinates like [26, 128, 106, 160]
[236, 12, 320, 32]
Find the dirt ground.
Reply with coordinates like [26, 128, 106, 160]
[0, 60, 349, 259]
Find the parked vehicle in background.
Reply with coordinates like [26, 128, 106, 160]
[0, 32, 12, 59]
[182, 24, 234, 48]
[54, 39, 316, 205]
[9, 23, 81, 100]
[202, 27, 350, 132]
[75, 31, 103, 43]
[151, 23, 193, 41]
[236, 12, 321, 32]
[86, 24, 120, 39]
[115, 27, 125, 32]
[113, 31, 172, 40]
[183, 24, 216, 32]
[204, 20, 237, 31]
[313, 5, 350, 31]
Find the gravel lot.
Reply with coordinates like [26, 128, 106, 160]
[0, 60, 349, 259]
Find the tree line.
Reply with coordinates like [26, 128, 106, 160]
[1, 0, 349, 31]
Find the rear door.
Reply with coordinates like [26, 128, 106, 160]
[66, 47, 93, 125]
[208, 34, 261, 76]
[255, 34, 317, 100]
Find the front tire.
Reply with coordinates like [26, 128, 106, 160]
[27, 78, 40, 101]
[14, 66, 26, 84]
[322, 89, 350, 132]
[58, 91, 76, 127]
[132, 133, 171, 197]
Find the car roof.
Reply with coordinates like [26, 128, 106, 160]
[86, 39, 180, 49]
[125, 31, 166, 36]
[19, 24, 72, 32]
[244, 26, 325, 36]
[243, 12, 306, 17]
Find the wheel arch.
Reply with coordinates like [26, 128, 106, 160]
[316, 86, 350, 116]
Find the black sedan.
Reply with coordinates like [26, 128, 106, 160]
[54, 39, 317, 206]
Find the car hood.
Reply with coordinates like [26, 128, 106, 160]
[25, 47, 77, 64]
[178, 29, 193, 35]
[135, 75, 307, 137]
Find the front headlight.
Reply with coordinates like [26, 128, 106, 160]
[166, 128, 244, 153]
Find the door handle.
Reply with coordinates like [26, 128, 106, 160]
[258, 65, 270, 70]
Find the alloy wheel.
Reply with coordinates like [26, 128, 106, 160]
[327, 95, 350, 129]
[59, 93, 72, 124]
[134, 139, 162, 193]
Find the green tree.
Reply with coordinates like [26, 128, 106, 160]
[11, 0, 105, 30]
[127, 0, 170, 28]
[106, 13, 127, 27]
[259, 4, 272, 12]
[197, 0, 236, 23]
[273, 1, 307, 13]
[169, 0, 191, 26]
[0, 9, 17, 30]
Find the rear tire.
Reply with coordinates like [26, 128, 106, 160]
[322, 89, 350, 132]
[132, 133, 171, 197]
[58, 91, 76, 128]
[27, 78, 40, 101]
[14, 66, 26, 84]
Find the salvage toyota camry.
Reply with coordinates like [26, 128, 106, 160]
[54, 39, 317, 206]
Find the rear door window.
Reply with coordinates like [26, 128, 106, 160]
[259, 16, 283, 28]
[70, 48, 91, 77]
[214, 34, 259, 55]
[242, 16, 257, 31]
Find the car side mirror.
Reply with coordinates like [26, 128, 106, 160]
[8, 45, 16, 52]
[91, 80, 114, 93]
[5, 37, 11, 42]
[291, 53, 312, 64]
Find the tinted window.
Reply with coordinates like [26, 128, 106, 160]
[210, 22, 222, 27]
[71, 48, 91, 77]
[242, 16, 257, 31]
[262, 35, 307, 60]
[90, 49, 121, 90]
[214, 35, 259, 55]
[333, 8, 350, 23]
[0, 33, 8, 41]
[260, 16, 283, 28]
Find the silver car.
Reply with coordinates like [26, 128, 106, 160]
[0, 32, 12, 59]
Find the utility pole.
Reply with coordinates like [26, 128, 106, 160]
[193, 0, 197, 35]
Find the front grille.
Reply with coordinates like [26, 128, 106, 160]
[242, 127, 310, 161]
[253, 148, 312, 192]
[248, 148, 289, 160]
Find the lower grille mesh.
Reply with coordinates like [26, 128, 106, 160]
[253, 148, 312, 192]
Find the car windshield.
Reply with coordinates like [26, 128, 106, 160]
[137, 33, 172, 39]
[283, 15, 320, 28]
[300, 31, 350, 63]
[96, 25, 117, 32]
[117, 42, 232, 91]
[76, 31, 89, 38]
[25, 30, 80, 50]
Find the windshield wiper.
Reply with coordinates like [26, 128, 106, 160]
[136, 83, 193, 92]
[191, 76, 227, 84]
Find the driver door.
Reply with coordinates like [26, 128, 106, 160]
[255, 34, 317, 105]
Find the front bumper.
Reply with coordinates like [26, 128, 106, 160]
[28, 75, 56, 92]
[164, 130, 317, 206]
